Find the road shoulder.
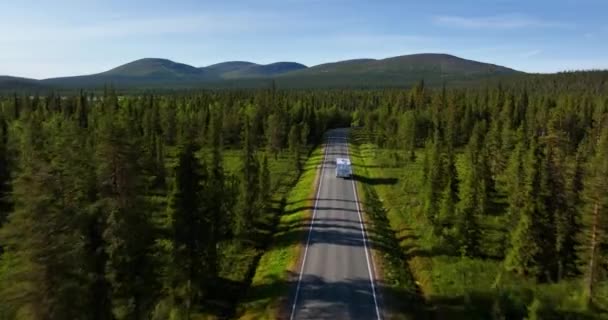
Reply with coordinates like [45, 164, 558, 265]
[237, 144, 326, 320]
[349, 133, 429, 320]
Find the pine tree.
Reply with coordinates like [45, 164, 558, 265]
[166, 142, 209, 315]
[399, 111, 417, 161]
[437, 147, 458, 234]
[422, 134, 443, 226]
[535, 140, 558, 280]
[265, 113, 283, 159]
[288, 124, 302, 171]
[76, 89, 89, 128]
[503, 131, 526, 222]
[300, 122, 310, 147]
[206, 103, 224, 277]
[161, 101, 177, 146]
[455, 124, 487, 256]
[259, 154, 271, 208]
[505, 140, 555, 280]
[0, 115, 9, 226]
[542, 133, 578, 280]
[505, 178, 541, 277]
[486, 121, 504, 178]
[95, 115, 155, 319]
[288, 124, 300, 154]
[580, 125, 608, 304]
[0, 116, 92, 319]
[234, 115, 259, 239]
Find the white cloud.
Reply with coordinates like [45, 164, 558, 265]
[433, 14, 567, 29]
[328, 34, 435, 46]
[520, 49, 542, 58]
[510, 58, 608, 73]
[0, 12, 284, 44]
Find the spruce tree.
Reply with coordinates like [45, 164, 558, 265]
[505, 140, 554, 280]
[437, 147, 458, 234]
[422, 138, 443, 226]
[206, 103, 224, 278]
[95, 115, 155, 319]
[399, 111, 416, 161]
[288, 124, 302, 172]
[0, 115, 9, 226]
[300, 122, 310, 147]
[259, 154, 271, 208]
[0, 116, 92, 319]
[166, 142, 209, 315]
[543, 134, 577, 280]
[455, 124, 487, 256]
[580, 125, 608, 304]
[234, 114, 259, 239]
[265, 114, 283, 159]
[504, 156, 541, 277]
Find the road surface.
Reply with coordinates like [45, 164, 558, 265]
[289, 129, 381, 320]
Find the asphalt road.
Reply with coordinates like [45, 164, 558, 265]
[289, 129, 381, 320]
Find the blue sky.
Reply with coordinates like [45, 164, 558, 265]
[1, 0, 607, 79]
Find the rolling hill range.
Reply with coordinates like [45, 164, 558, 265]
[276, 54, 518, 88]
[0, 53, 521, 91]
[0, 76, 50, 91]
[205, 61, 307, 79]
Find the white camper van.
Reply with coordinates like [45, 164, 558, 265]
[335, 158, 352, 178]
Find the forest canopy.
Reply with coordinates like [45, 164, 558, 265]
[0, 70, 607, 318]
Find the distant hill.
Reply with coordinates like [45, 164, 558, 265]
[0, 76, 51, 92]
[0, 53, 522, 91]
[204, 61, 258, 75]
[102, 58, 205, 77]
[220, 62, 307, 79]
[42, 58, 219, 89]
[201, 61, 307, 79]
[277, 53, 518, 88]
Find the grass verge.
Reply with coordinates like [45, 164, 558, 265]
[236, 145, 325, 319]
[350, 129, 607, 319]
[193, 149, 309, 318]
[349, 137, 428, 320]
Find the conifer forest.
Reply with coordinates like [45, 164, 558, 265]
[0, 71, 607, 319]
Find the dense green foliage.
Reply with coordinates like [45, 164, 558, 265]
[0, 89, 351, 319]
[0, 69, 607, 319]
[357, 73, 608, 317]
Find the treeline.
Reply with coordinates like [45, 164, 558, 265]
[0, 69, 606, 318]
[360, 78, 608, 308]
[0, 89, 351, 319]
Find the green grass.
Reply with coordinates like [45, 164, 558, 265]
[183, 148, 306, 318]
[217, 150, 303, 284]
[236, 145, 325, 319]
[350, 129, 607, 319]
[349, 140, 427, 320]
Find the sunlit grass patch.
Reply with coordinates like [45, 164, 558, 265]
[237, 146, 324, 319]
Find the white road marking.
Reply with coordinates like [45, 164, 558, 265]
[289, 138, 329, 320]
[289, 134, 381, 320]
[346, 138, 382, 320]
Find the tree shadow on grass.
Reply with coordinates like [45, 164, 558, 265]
[243, 269, 601, 320]
[231, 191, 601, 319]
[271, 215, 402, 257]
[273, 198, 458, 262]
[241, 272, 429, 320]
[351, 173, 398, 186]
[285, 198, 360, 206]
[236, 269, 602, 320]
[284, 205, 360, 215]
[351, 163, 387, 169]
